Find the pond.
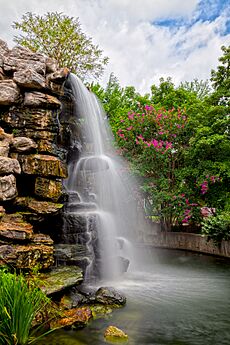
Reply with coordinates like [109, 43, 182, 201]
[39, 249, 230, 345]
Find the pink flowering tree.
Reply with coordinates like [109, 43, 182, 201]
[116, 104, 199, 230]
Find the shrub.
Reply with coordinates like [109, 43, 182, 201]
[201, 212, 230, 245]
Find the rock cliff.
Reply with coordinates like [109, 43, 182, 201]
[0, 38, 70, 270]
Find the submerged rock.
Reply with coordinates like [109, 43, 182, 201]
[95, 287, 126, 306]
[39, 265, 83, 295]
[50, 306, 92, 330]
[104, 326, 128, 343]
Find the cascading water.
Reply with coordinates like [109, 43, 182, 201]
[63, 74, 143, 282]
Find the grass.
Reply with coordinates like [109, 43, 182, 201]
[0, 269, 53, 345]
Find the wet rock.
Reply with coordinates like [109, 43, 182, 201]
[24, 91, 61, 108]
[3, 46, 46, 75]
[39, 266, 83, 295]
[0, 213, 33, 241]
[1, 107, 59, 132]
[0, 174, 17, 201]
[54, 244, 92, 270]
[31, 233, 53, 245]
[35, 177, 62, 202]
[95, 287, 126, 306]
[90, 305, 113, 319]
[11, 136, 37, 153]
[0, 243, 54, 269]
[0, 156, 21, 175]
[14, 197, 63, 215]
[118, 256, 130, 273]
[104, 326, 128, 342]
[13, 68, 46, 89]
[51, 306, 92, 330]
[0, 127, 13, 157]
[0, 80, 21, 105]
[18, 154, 67, 178]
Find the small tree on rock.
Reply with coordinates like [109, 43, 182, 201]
[12, 12, 109, 80]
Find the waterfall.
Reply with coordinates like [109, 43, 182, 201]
[62, 74, 144, 282]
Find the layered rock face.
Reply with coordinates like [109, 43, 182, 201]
[0, 39, 69, 270]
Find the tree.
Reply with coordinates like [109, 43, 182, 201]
[12, 12, 109, 80]
[180, 78, 211, 100]
[210, 45, 230, 106]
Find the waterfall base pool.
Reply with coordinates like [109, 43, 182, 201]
[39, 249, 230, 345]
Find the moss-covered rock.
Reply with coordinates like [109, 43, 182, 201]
[35, 177, 62, 202]
[18, 154, 67, 178]
[13, 197, 63, 215]
[39, 266, 83, 295]
[0, 243, 54, 269]
[0, 213, 33, 241]
[104, 326, 128, 343]
[50, 306, 92, 330]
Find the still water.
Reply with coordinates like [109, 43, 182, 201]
[39, 249, 230, 345]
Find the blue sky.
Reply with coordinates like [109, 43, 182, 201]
[0, 0, 229, 93]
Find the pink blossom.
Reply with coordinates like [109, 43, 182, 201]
[120, 119, 124, 123]
[126, 126, 133, 131]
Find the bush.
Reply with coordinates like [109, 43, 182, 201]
[201, 212, 230, 245]
[0, 270, 51, 345]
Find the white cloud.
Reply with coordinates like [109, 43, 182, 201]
[0, 0, 229, 93]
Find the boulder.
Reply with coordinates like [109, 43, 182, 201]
[95, 287, 126, 306]
[13, 197, 63, 215]
[0, 243, 54, 269]
[0, 127, 13, 157]
[3, 46, 46, 75]
[31, 233, 53, 245]
[18, 154, 67, 178]
[0, 174, 17, 201]
[47, 67, 69, 84]
[1, 107, 59, 132]
[0, 67, 5, 80]
[35, 177, 62, 202]
[50, 306, 92, 330]
[24, 92, 61, 108]
[11, 137, 37, 153]
[45, 57, 59, 74]
[104, 326, 128, 342]
[0, 80, 21, 105]
[0, 156, 21, 174]
[13, 68, 46, 89]
[39, 266, 83, 295]
[0, 213, 33, 241]
[0, 39, 9, 67]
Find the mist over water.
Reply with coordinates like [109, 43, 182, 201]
[64, 74, 145, 281]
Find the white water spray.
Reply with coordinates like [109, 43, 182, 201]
[64, 74, 145, 281]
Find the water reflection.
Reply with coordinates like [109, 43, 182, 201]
[39, 249, 230, 345]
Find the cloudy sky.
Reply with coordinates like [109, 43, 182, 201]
[0, 0, 229, 93]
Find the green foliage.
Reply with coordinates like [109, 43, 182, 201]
[201, 212, 230, 245]
[12, 12, 109, 80]
[0, 271, 52, 345]
[180, 78, 211, 100]
[210, 45, 230, 106]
